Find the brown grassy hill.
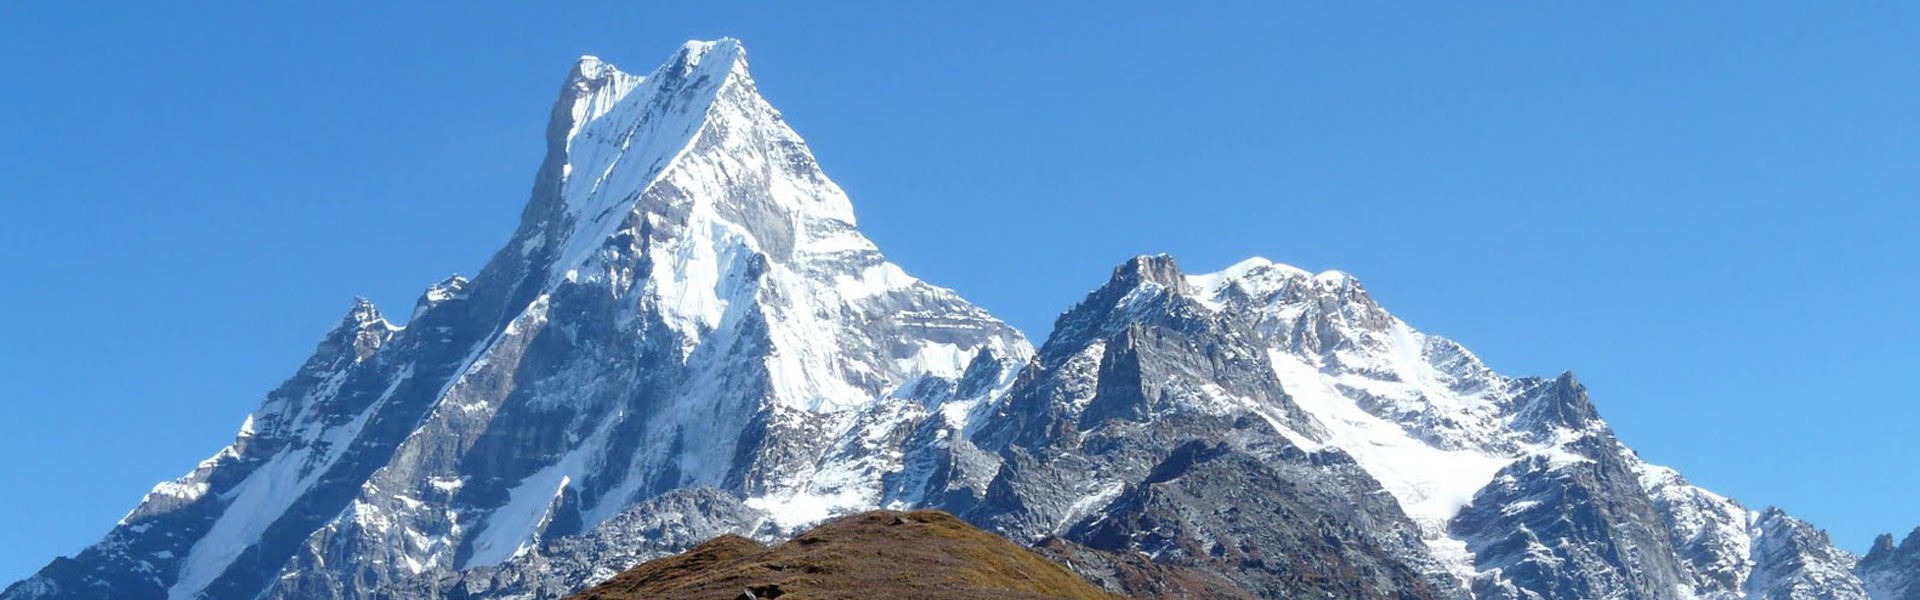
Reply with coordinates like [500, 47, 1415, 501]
[565, 510, 1122, 600]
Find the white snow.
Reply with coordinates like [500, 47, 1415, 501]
[1056, 480, 1127, 535]
[168, 366, 413, 600]
[1184, 256, 1277, 298]
[464, 473, 572, 568]
[551, 40, 747, 284]
[1182, 258, 1627, 583]
[145, 480, 211, 504]
[745, 488, 872, 532]
[1267, 349, 1512, 553]
[462, 411, 624, 568]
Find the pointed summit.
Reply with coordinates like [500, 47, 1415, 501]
[343, 296, 383, 324]
[318, 297, 392, 364]
[501, 37, 874, 296]
[2, 39, 1028, 600]
[1111, 254, 1189, 292]
[568, 55, 612, 81]
[1870, 534, 1900, 561]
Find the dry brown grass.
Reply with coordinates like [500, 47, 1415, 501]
[567, 510, 1124, 600]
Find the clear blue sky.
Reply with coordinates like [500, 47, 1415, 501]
[1, 2, 1915, 585]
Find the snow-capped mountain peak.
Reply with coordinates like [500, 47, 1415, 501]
[4, 40, 1904, 600]
[1, 39, 1029, 600]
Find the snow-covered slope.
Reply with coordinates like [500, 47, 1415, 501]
[2, 38, 1901, 600]
[1, 39, 1027, 600]
[1176, 257, 1873, 599]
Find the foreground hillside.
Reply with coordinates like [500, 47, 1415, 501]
[565, 511, 1118, 600]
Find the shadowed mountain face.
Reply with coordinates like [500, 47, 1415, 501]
[4, 38, 1911, 600]
[1861, 529, 1920, 600]
[564, 511, 1120, 600]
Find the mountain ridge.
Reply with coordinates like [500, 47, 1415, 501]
[4, 38, 1909, 600]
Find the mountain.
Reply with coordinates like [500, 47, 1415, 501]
[3, 38, 1910, 600]
[561, 510, 1119, 600]
[2, 39, 1025, 600]
[1860, 529, 1920, 600]
[896, 255, 1879, 600]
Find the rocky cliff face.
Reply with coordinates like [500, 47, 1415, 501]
[1860, 530, 1920, 600]
[3, 39, 1906, 600]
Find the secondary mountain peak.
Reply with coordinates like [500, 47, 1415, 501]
[1860, 526, 1920, 600]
